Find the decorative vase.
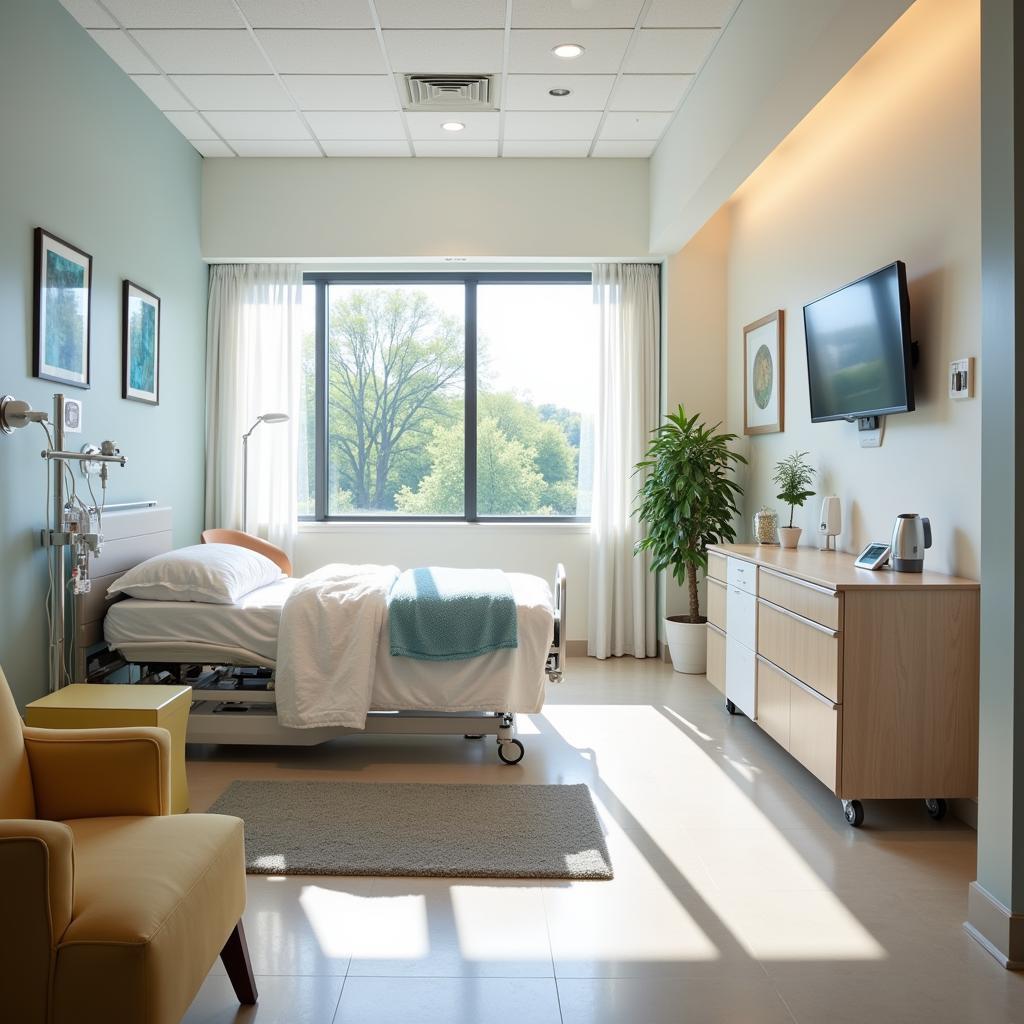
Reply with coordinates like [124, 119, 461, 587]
[778, 526, 802, 549]
[664, 616, 707, 674]
[752, 506, 778, 544]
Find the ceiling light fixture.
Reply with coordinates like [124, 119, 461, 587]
[552, 43, 585, 59]
[549, 88, 571, 97]
[441, 121, 466, 132]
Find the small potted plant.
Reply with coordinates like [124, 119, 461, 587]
[773, 451, 816, 548]
[633, 405, 746, 673]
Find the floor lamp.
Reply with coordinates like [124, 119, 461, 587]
[242, 412, 289, 534]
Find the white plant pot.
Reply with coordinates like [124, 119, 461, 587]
[778, 526, 802, 549]
[664, 616, 707, 674]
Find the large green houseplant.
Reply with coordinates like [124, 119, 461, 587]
[634, 405, 746, 673]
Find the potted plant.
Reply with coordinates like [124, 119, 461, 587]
[633, 405, 746, 674]
[773, 451, 816, 548]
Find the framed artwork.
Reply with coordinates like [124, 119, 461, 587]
[122, 280, 161, 405]
[743, 310, 784, 435]
[33, 227, 92, 388]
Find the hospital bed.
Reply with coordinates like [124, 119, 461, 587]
[76, 507, 566, 764]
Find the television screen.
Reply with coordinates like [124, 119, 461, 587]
[803, 261, 914, 422]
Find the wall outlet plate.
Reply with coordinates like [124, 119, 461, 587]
[63, 397, 82, 433]
[950, 357, 974, 400]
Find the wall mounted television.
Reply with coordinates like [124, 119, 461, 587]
[803, 260, 915, 425]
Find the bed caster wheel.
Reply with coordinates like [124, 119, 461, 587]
[464, 734, 484, 740]
[925, 798, 948, 821]
[843, 800, 865, 828]
[726, 699, 738, 715]
[498, 739, 525, 765]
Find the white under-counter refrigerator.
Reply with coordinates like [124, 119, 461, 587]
[724, 556, 757, 718]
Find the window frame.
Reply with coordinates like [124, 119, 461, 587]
[302, 271, 593, 523]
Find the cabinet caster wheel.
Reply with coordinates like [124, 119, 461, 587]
[726, 699, 738, 716]
[843, 800, 865, 828]
[498, 739, 525, 765]
[925, 798, 947, 821]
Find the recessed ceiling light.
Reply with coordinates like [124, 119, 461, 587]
[549, 88, 571, 97]
[552, 43, 585, 59]
[441, 121, 466, 132]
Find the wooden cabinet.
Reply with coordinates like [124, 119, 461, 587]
[707, 578, 727, 631]
[707, 544, 979, 826]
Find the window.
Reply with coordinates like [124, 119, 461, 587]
[300, 274, 593, 521]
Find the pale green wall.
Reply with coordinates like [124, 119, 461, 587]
[0, 0, 207, 707]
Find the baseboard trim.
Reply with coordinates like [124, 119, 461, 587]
[966, 881, 1024, 969]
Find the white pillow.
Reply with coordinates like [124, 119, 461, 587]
[107, 543, 284, 605]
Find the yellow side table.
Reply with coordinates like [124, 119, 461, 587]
[25, 684, 192, 813]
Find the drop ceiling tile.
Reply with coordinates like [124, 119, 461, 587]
[131, 75, 192, 110]
[237, 0, 374, 28]
[60, 0, 116, 29]
[592, 139, 655, 156]
[164, 110, 218, 139]
[171, 75, 292, 110]
[505, 74, 614, 111]
[228, 140, 322, 155]
[610, 73, 693, 111]
[601, 110, 671, 139]
[405, 111, 499, 140]
[382, 30, 505, 73]
[321, 140, 413, 156]
[190, 140, 235, 157]
[88, 30, 157, 74]
[413, 141, 499, 157]
[644, 0, 736, 28]
[256, 29, 386, 74]
[283, 75, 397, 110]
[502, 140, 591, 157]
[305, 111, 407, 139]
[204, 110, 312, 139]
[130, 30, 269, 73]
[508, 30, 632, 74]
[623, 28, 718, 74]
[504, 110, 602, 140]
[511, 0, 645, 29]
[102, 0, 243, 28]
[376, 0, 506, 29]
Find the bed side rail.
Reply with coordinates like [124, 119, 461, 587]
[546, 562, 566, 682]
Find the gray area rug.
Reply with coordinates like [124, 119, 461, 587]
[208, 780, 613, 880]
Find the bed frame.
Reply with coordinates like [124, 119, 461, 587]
[74, 506, 566, 765]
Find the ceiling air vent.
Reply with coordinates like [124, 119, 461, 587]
[404, 75, 494, 111]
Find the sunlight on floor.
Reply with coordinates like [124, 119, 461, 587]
[300, 888, 430, 959]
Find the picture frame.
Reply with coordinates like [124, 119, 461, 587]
[743, 310, 784, 435]
[122, 280, 161, 405]
[33, 227, 92, 389]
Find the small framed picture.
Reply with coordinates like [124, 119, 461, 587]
[122, 280, 160, 405]
[33, 228, 92, 389]
[744, 310, 785, 435]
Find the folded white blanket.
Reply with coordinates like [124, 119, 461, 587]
[275, 563, 400, 729]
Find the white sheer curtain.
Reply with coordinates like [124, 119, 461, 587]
[587, 263, 660, 659]
[205, 264, 303, 557]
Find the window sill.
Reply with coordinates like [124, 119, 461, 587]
[298, 520, 590, 535]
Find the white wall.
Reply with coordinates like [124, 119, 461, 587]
[295, 523, 588, 641]
[721, 0, 981, 578]
[202, 157, 650, 261]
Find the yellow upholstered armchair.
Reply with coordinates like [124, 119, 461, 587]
[0, 668, 256, 1023]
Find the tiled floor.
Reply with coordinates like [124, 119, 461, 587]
[183, 658, 1024, 1023]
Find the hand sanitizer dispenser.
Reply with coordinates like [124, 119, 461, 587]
[818, 496, 841, 550]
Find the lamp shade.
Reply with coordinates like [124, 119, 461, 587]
[260, 413, 289, 423]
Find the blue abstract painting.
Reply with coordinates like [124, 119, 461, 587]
[35, 228, 91, 388]
[124, 281, 159, 404]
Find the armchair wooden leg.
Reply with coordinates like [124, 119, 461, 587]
[220, 920, 258, 1005]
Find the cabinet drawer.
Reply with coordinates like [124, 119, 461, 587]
[708, 551, 727, 583]
[789, 682, 840, 792]
[726, 635, 756, 718]
[759, 568, 840, 631]
[727, 586, 757, 650]
[756, 658, 791, 749]
[707, 578, 727, 631]
[727, 557, 757, 596]
[706, 625, 726, 695]
[757, 600, 841, 703]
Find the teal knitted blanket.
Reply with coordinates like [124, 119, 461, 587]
[388, 567, 519, 661]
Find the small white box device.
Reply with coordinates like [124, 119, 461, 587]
[854, 542, 891, 570]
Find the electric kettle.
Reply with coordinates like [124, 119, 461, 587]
[891, 514, 932, 572]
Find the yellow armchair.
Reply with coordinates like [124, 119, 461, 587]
[0, 668, 256, 1024]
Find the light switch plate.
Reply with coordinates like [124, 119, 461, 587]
[950, 357, 974, 400]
